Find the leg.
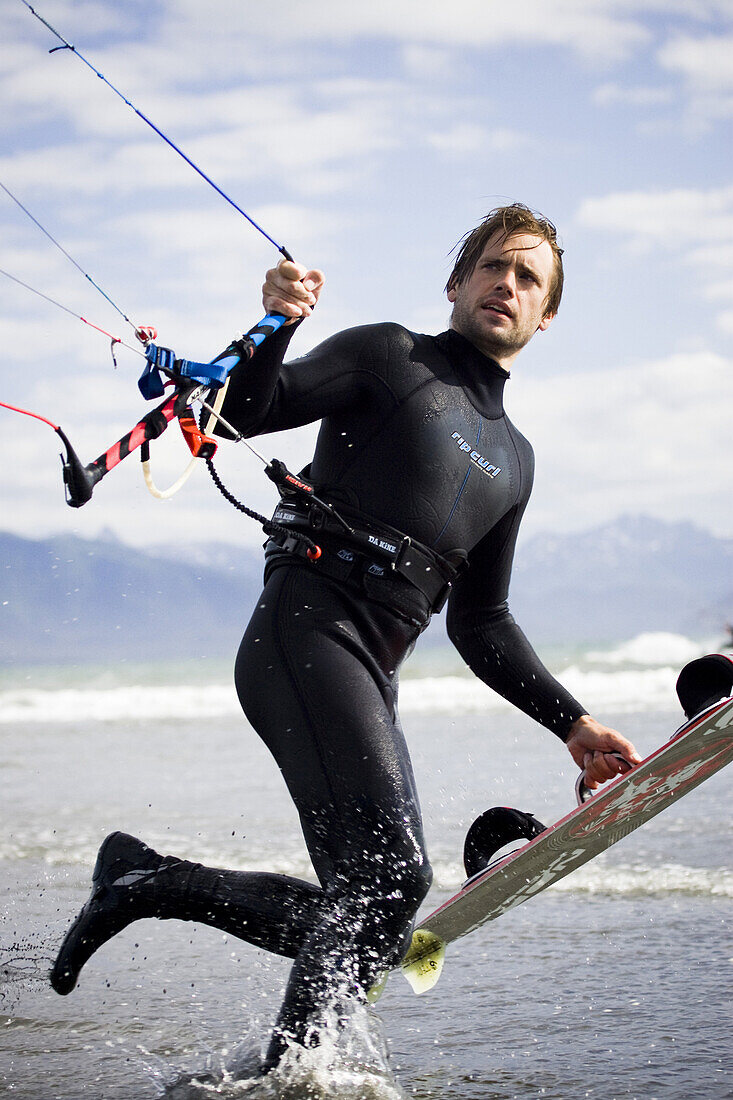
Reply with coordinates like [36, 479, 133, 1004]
[51, 833, 328, 994]
[52, 563, 431, 1044]
[236, 565, 432, 1066]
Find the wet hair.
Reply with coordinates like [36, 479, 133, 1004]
[445, 203, 564, 316]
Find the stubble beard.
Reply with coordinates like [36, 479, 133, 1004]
[450, 299, 533, 362]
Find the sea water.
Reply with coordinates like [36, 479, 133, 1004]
[1, 632, 731, 1099]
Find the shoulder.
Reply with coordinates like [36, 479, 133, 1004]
[290, 321, 418, 362]
[349, 321, 418, 341]
[333, 321, 421, 354]
[304, 322, 434, 382]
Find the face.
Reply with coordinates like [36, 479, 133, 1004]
[447, 231, 556, 368]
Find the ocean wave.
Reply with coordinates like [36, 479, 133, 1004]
[0, 663, 687, 725]
[3, 828, 729, 901]
[585, 632, 708, 668]
[429, 860, 733, 899]
[400, 665, 687, 714]
[555, 665, 680, 713]
[2, 630, 712, 723]
[0, 683, 240, 725]
[429, 858, 730, 902]
[547, 860, 733, 898]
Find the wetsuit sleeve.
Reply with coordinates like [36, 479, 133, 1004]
[215, 322, 386, 438]
[446, 507, 587, 740]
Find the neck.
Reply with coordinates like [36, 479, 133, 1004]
[448, 321, 514, 373]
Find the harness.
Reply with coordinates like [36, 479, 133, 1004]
[264, 489, 467, 620]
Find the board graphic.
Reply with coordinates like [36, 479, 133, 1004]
[400, 669, 733, 994]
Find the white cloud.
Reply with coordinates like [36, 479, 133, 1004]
[427, 123, 530, 158]
[716, 310, 733, 335]
[1, 71, 401, 192]
[576, 185, 733, 329]
[658, 33, 733, 93]
[577, 185, 733, 245]
[704, 278, 733, 301]
[510, 349, 733, 537]
[401, 44, 455, 80]
[657, 32, 733, 125]
[165, 0, 651, 64]
[593, 82, 675, 108]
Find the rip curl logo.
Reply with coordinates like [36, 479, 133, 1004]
[451, 432, 502, 478]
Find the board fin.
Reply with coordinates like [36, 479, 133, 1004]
[366, 969, 389, 1004]
[400, 929, 446, 994]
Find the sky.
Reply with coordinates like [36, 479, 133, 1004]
[1, 0, 732, 551]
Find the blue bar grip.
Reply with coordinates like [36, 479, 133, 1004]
[136, 313, 289, 398]
[245, 312, 288, 348]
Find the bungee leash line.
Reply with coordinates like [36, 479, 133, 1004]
[19, 0, 293, 263]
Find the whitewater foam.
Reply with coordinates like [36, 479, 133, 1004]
[0, 666, 687, 725]
[3, 632, 713, 723]
[585, 632, 708, 668]
[549, 860, 733, 898]
[3, 823, 728, 901]
[0, 683, 240, 725]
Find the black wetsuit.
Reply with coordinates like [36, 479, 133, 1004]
[55, 322, 588, 1067]
[225, 322, 586, 736]
[226, 322, 585, 1059]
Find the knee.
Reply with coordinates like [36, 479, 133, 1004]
[332, 843, 432, 930]
[395, 821, 433, 905]
[353, 855, 432, 981]
[373, 847, 432, 927]
[355, 819, 432, 921]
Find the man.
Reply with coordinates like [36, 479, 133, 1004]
[51, 204, 641, 1069]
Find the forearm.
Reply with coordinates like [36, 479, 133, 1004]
[215, 321, 302, 438]
[447, 603, 586, 739]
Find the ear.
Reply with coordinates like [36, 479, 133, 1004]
[537, 311, 555, 332]
[447, 284, 457, 303]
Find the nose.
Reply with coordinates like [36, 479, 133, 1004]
[492, 266, 516, 297]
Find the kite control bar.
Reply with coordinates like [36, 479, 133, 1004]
[50, 312, 287, 508]
[58, 382, 202, 507]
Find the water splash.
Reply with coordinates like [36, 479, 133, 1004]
[0, 931, 54, 1011]
[144, 1002, 406, 1100]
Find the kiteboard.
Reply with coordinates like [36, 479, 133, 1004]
[399, 653, 733, 995]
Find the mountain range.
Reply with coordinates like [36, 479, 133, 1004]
[1, 515, 731, 664]
[510, 514, 731, 643]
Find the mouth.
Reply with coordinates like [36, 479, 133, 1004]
[482, 300, 513, 319]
